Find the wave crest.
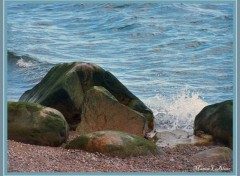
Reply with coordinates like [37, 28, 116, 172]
[8, 51, 39, 64]
[144, 87, 208, 133]
[16, 58, 34, 68]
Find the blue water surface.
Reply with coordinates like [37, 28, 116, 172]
[7, 3, 234, 131]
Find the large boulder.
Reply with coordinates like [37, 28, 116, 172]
[194, 100, 232, 148]
[65, 130, 163, 158]
[8, 101, 69, 147]
[19, 62, 154, 131]
[77, 86, 147, 136]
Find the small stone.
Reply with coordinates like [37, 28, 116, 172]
[170, 158, 175, 162]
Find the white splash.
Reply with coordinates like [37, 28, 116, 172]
[16, 58, 34, 68]
[144, 87, 209, 133]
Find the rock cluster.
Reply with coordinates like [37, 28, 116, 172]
[19, 62, 154, 133]
[9, 62, 158, 156]
[8, 62, 233, 160]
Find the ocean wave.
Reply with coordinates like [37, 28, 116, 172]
[8, 51, 39, 64]
[7, 3, 233, 111]
[16, 58, 34, 68]
[7, 50, 55, 69]
[7, 51, 20, 64]
[144, 86, 208, 133]
[7, 51, 54, 101]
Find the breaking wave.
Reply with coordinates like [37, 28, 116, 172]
[7, 51, 54, 101]
[8, 51, 41, 67]
[145, 87, 209, 133]
[16, 58, 34, 68]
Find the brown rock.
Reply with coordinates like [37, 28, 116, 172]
[65, 130, 163, 158]
[77, 86, 148, 137]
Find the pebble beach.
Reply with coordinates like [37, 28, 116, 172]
[8, 132, 232, 173]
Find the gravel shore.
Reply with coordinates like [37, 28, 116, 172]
[8, 132, 232, 173]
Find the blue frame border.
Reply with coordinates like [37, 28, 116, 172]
[237, 0, 239, 175]
[2, 1, 238, 176]
[1, 0, 4, 175]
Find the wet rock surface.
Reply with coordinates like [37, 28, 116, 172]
[66, 130, 162, 158]
[8, 101, 69, 147]
[19, 62, 154, 131]
[194, 100, 233, 148]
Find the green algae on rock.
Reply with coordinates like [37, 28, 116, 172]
[65, 130, 163, 158]
[8, 101, 69, 147]
[19, 62, 154, 131]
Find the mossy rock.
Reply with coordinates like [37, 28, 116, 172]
[77, 86, 148, 137]
[65, 130, 163, 158]
[194, 100, 232, 148]
[8, 101, 69, 147]
[19, 62, 154, 131]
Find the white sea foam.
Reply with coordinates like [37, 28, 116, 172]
[16, 58, 34, 68]
[144, 87, 209, 134]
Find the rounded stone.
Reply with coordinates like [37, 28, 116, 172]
[65, 130, 163, 158]
[8, 101, 69, 147]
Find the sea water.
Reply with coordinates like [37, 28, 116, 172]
[7, 3, 234, 133]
